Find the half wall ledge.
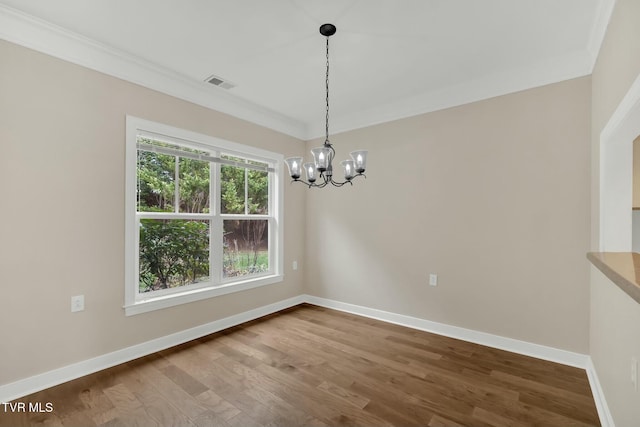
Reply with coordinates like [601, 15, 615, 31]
[587, 252, 640, 304]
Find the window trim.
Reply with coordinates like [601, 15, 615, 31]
[125, 116, 284, 316]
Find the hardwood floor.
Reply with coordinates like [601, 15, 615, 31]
[1, 304, 600, 426]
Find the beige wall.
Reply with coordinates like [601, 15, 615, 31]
[590, 266, 640, 426]
[304, 76, 591, 353]
[590, 0, 640, 425]
[633, 136, 640, 208]
[0, 39, 306, 385]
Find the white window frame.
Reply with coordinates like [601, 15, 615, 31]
[125, 116, 283, 316]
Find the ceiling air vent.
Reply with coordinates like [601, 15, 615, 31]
[204, 74, 236, 90]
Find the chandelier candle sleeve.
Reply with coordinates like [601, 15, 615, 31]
[311, 146, 332, 172]
[303, 162, 317, 183]
[285, 157, 302, 179]
[341, 160, 355, 180]
[351, 150, 368, 173]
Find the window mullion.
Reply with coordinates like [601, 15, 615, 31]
[136, 144, 141, 212]
[268, 216, 274, 275]
[175, 156, 180, 213]
[244, 164, 249, 215]
[134, 215, 141, 300]
[212, 153, 222, 285]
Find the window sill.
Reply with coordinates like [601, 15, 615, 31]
[587, 252, 640, 304]
[124, 274, 283, 316]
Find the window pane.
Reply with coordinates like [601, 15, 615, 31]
[179, 157, 210, 213]
[139, 219, 210, 292]
[248, 169, 269, 214]
[137, 150, 175, 212]
[223, 219, 269, 278]
[220, 164, 246, 214]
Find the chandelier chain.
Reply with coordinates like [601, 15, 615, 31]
[325, 37, 330, 144]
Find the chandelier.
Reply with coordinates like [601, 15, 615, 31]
[285, 23, 368, 188]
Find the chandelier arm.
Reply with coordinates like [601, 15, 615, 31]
[329, 180, 352, 187]
[289, 178, 313, 187]
[291, 179, 329, 188]
[289, 177, 329, 188]
[329, 173, 367, 187]
[289, 172, 365, 188]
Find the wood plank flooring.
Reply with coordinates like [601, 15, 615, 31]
[0, 304, 600, 426]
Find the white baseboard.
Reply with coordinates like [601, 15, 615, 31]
[303, 295, 589, 368]
[1, 293, 613, 427]
[0, 295, 305, 403]
[585, 357, 615, 427]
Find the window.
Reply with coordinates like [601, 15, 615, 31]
[125, 116, 283, 315]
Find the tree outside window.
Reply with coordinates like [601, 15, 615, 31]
[136, 141, 271, 294]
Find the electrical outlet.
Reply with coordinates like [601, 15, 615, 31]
[71, 295, 84, 313]
[293, 260, 298, 270]
[429, 273, 438, 286]
[632, 357, 638, 391]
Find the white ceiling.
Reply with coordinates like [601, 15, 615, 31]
[0, 0, 613, 139]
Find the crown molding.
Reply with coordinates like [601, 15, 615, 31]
[307, 50, 593, 139]
[0, 4, 308, 140]
[587, 0, 616, 69]
[1, 3, 612, 142]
